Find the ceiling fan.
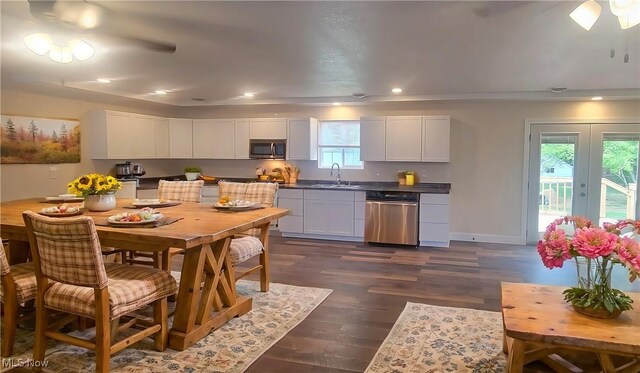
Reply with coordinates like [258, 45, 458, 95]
[27, 0, 177, 53]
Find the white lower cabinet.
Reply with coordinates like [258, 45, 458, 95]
[136, 189, 158, 199]
[354, 191, 365, 237]
[277, 189, 304, 233]
[419, 193, 450, 247]
[303, 190, 354, 236]
[201, 185, 219, 204]
[115, 181, 137, 199]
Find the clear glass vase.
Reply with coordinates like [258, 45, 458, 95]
[572, 257, 620, 318]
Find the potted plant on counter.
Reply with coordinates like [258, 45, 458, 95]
[184, 166, 202, 181]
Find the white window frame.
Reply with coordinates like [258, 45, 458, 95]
[317, 120, 364, 170]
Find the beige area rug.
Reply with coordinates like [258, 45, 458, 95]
[3, 280, 332, 373]
[366, 303, 506, 372]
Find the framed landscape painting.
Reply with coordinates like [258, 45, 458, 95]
[0, 115, 80, 164]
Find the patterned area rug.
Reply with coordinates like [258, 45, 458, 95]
[2, 280, 332, 373]
[365, 303, 506, 372]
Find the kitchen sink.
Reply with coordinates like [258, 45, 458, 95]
[308, 183, 362, 189]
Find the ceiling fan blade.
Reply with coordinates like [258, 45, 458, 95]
[106, 33, 177, 53]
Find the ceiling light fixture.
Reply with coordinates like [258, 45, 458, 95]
[591, 96, 604, 100]
[96, 78, 111, 83]
[570, 0, 640, 30]
[155, 90, 168, 95]
[570, 0, 602, 30]
[332, 102, 341, 106]
[24, 33, 94, 63]
[24, 33, 52, 55]
[548, 87, 568, 93]
[243, 92, 255, 98]
[391, 88, 403, 94]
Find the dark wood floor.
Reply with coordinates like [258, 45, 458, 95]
[9, 238, 637, 372]
[175, 236, 638, 373]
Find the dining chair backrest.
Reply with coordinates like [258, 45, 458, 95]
[218, 181, 278, 207]
[22, 211, 108, 289]
[157, 180, 204, 203]
[0, 240, 10, 276]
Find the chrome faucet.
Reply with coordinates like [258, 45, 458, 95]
[330, 163, 341, 184]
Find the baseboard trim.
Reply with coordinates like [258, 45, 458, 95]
[281, 232, 364, 242]
[449, 232, 525, 245]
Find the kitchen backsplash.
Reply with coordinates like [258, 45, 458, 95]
[92, 159, 451, 183]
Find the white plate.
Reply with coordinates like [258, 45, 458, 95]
[46, 196, 84, 201]
[214, 200, 255, 208]
[58, 193, 77, 198]
[41, 206, 81, 214]
[107, 213, 164, 225]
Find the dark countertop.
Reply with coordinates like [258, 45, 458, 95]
[135, 176, 450, 194]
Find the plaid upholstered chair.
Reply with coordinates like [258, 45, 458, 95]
[218, 181, 279, 292]
[22, 211, 177, 373]
[0, 240, 37, 357]
[127, 179, 205, 269]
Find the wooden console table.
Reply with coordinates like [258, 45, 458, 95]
[501, 282, 640, 373]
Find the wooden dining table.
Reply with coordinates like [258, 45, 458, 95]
[0, 198, 289, 350]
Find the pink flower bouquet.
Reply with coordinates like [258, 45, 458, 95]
[537, 216, 640, 317]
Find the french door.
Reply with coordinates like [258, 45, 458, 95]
[527, 123, 640, 242]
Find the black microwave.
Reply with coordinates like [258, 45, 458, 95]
[249, 139, 286, 159]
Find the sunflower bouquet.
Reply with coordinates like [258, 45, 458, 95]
[67, 173, 122, 197]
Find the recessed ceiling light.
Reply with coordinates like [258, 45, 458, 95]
[96, 78, 111, 83]
[391, 88, 403, 94]
[548, 87, 568, 93]
[591, 96, 603, 100]
[155, 90, 168, 95]
[243, 92, 255, 98]
[332, 102, 341, 106]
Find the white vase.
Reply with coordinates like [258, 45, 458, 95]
[84, 194, 116, 212]
[185, 172, 200, 181]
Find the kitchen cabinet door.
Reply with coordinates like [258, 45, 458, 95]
[287, 118, 318, 160]
[360, 117, 386, 161]
[131, 115, 156, 158]
[422, 116, 450, 162]
[385, 116, 422, 162]
[169, 119, 193, 158]
[155, 118, 170, 158]
[192, 119, 215, 158]
[269, 119, 287, 139]
[212, 119, 236, 159]
[235, 119, 250, 159]
[304, 190, 354, 236]
[249, 119, 270, 139]
[106, 112, 132, 159]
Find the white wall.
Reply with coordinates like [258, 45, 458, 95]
[2, 89, 638, 243]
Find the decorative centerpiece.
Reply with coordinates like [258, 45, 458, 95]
[397, 171, 407, 185]
[184, 166, 202, 181]
[67, 173, 122, 212]
[537, 216, 640, 318]
[284, 164, 300, 184]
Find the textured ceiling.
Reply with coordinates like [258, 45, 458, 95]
[1, 1, 639, 106]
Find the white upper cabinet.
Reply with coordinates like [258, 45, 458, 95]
[235, 119, 250, 159]
[155, 118, 170, 158]
[85, 110, 131, 159]
[192, 119, 215, 158]
[360, 117, 386, 161]
[385, 116, 423, 162]
[212, 119, 236, 159]
[287, 118, 318, 160]
[131, 115, 156, 159]
[169, 119, 193, 158]
[250, 118, 287, 139]
[422, 116, 450, 162]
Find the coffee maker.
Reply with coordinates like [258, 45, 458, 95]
[115, 161, 133, 179]
[132, 163, 146, 177]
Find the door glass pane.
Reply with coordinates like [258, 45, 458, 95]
[599, 136, 639, 226]
[539, 135, 576, 232]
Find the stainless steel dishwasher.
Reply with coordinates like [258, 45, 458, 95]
[364, 191, 419, 246]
